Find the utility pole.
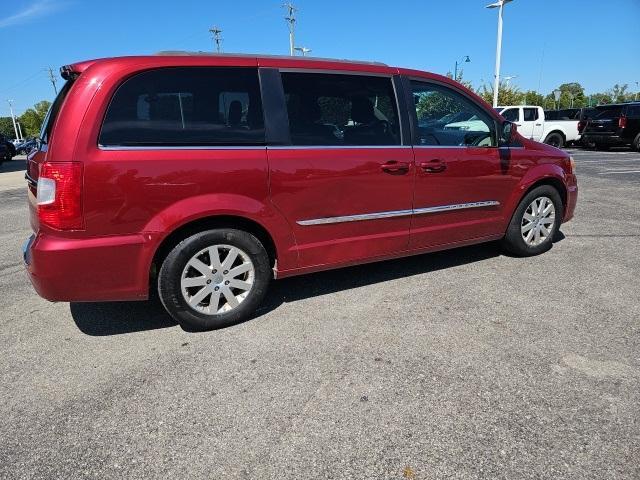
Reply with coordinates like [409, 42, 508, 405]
[209, 26, 223, 53]
[17, 121, 23, 140]
[6, 100, 20, 141]
[46, 67, 58, 95]
[283, 3, 297, 56]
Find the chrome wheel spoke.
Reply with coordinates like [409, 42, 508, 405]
[521, 222, 535, 233]
[182, 276, 208, 288]
[209, 289, 222, 313]
[188, 286, 212, 306]
[221, 247, 239, 271]
[540, 225, 551, 237]
[189, 258, 212, 276]
[541, 216, 554, 225]
[523, 212, 535, 222]
[221, 286, 240, 308]
[208, 246, 223, 271]
[229, 279, 252, 291]
[228, 263, 251, 278]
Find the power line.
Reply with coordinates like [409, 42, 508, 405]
[46, 67, 58, 95]
[283, 3, 297, 56]
[209, 26, 223, 53]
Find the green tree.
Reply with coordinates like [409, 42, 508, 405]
[0, 117, 16, 138]
[18, 100, 51, 138]
[609, 83, 629, 103]
[520, 90, 545, 107]
[477, 81, 523, 106]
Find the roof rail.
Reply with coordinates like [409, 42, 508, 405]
[155, 51, 388, 66]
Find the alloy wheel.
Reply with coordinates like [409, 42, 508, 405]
[180, 244, 255, 315]
[521, 196, 556, 246]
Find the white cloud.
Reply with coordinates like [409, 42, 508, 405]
[0, 0, 65, 29]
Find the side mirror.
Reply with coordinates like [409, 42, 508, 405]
[501, 121, 517, 145]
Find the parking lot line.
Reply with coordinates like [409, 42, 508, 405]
[598, 170, 640, 174]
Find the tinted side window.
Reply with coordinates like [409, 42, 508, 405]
[410, 81, 496, 147]
[501, 108, 520, 122]
[281, 72, 401, 146]
[626, 105, 640, 117]
[100, 67, 264, 146]
[523, 108, 539, 121]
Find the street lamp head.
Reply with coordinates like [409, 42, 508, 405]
[464, 55, 471, 63]
[486, 0, 513, 8]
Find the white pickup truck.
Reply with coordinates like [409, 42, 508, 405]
[495, 105, 580, 148]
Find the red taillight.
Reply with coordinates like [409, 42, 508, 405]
[619, 116, 627, 129]
[37, 162, 83, 230]
[578, 120, 586, 133]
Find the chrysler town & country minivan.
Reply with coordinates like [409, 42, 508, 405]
[23, 53, 578, 330]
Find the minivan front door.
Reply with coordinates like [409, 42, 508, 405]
[267, 71, 414, 269]
[407, 79, 518, 249]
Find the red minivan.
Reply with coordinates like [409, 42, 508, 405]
[23, 53, 577, 330]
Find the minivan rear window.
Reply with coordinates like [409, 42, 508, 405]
[99, 67, 265, 147]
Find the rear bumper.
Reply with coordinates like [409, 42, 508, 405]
[23, 232, 158, 302]
[581, 134, 628, 146]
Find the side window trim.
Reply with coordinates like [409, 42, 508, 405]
[404, 76, 499, 148]
[259, 68, 291, 146]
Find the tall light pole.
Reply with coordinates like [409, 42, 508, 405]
[283, 3, 297, 56]
[294, 46, 311, 56]
[486, 0, 513, 107]
[454, 55, 470, 82]
[635, 81, 639, 101]
[553, 89, 561, 110]
[209, 26, 223, 53]
[6, 100, 20, 141]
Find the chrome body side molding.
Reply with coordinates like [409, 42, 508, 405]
[297, 201, 500, 226]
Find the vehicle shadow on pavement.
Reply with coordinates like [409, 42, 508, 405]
[255, 241, 506, 317]
[70, 298, 176, 336]
[69, 236, 566, 335]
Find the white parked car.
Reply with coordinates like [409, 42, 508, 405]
[495, 105, 580, 148]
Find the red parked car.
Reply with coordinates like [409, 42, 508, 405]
[23, 53, 577, 330]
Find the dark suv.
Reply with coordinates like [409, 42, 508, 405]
[0, 134, 15, 165]
[581, 102, 640, 151]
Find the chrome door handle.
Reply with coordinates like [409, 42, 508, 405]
[381, 161, 410, 175]
[420, 159, 447, 173]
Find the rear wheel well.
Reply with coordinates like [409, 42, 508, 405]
[149, 216, 277, 288]
[545, 130, 566, 142]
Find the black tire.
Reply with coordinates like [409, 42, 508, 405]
[501, 185, 563, 257]
[543, 132, 564, 149]
[633, 134, 640, 153]
[158, 229, 271, 331]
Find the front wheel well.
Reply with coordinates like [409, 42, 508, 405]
[522, 177, 567, 211]
[149, 215, 277, 287]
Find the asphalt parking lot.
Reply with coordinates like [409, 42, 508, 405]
[0, 150, 638, 479]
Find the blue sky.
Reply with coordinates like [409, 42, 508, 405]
[2, 0, 639, 115]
